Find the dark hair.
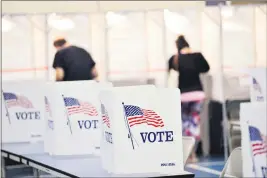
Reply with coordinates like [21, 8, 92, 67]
[176, 35, 189, 53]
[53, 39, 67, 47]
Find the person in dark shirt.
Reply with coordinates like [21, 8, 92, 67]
[52, 37, 98, 81]
[168, 35, 210, 163]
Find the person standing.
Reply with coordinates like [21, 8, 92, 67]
[52, 37, 98, 81]
[168, 35, 210, 162]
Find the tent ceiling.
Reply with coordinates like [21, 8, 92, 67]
[231, 1, 267, 5]
[2, 1, 205, 14]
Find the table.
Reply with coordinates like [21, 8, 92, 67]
[1, 142, 194, 178]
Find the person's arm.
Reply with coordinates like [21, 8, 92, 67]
[55, 68, 64, 81]
[168, 56, 174, 74]
[91, 66, 98, 80]
[196, 53, 210, 73]
[86, 51, 98, 80]
[52, 52, 65, 81]
[168, 55, 179, 74]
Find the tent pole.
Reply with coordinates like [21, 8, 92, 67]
[104, 13, 109, 82]
[162, 10, 168, 88]
[253, 7, 257, 67]
[219, 3, 229, 161]
[44, 14, 49, 80]
[144, 10, 150, 84]
[29, 15, 37, 78]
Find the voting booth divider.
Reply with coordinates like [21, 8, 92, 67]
[240, 68, 267, 177]
[2, 81, 187, 175]
[2, 80, 46, 143]
[44, 81, 113, 156]
[240, 102, 267, 177]
[99, 86, 184, 174]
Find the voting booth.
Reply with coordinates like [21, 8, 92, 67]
[44, 81, 112, 156]
[240, 68, 267, 177]
[248, 68, 267, 102]
[240, 102, 267, 177]
[2, 80, 46, 143]
[99, 86, 184, 174]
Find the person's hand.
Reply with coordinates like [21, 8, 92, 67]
[55, 67, 64, 81]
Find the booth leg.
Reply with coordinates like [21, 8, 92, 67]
[1, 157, 6, 178]
[33, 168, 40, 178]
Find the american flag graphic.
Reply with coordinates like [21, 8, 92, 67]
[124, 105, 164, 128]
[249, 126, 267, 157]
[44, 96, 52, 117]
[101, 104, 110, 128]
[3, 92, 33, 108]
[63, 97, 98, 116]
[253, 78, 262, 93]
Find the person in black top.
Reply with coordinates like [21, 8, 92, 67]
[168, 35, 210, 92]
[168, 35, 210, 163]
[52, 37, 98, 81]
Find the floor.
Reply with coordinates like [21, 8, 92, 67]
[6, 157, 225, 178]
[185, 157, 225, 177]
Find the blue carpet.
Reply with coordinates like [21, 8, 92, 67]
[186, 157, 225, 178]
[185, 167, 219, 178]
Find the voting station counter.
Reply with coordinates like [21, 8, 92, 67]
[1, 142, 194, 178]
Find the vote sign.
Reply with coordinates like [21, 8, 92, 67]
[240, 102, 267, 177]
[99, 86, 184, 174]
[2, 80, 45, 143]
[44, 81, 112, 156]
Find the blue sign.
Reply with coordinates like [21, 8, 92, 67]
[206, 1, 226, 6]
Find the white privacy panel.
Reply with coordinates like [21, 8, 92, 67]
[201, 7, 223, 101]
[31, 15, 47, 80]
[255, 5, 267, 67]
[107, 12, 147, 80]
[146, 11, 166, 87]
[90, 13, 107, 81]
[222, 6, 255, 69]
[47, 14, 92, 81]
[201, 7, 220, 74]
[2, 16, 33, 80]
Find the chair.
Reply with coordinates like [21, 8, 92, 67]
[220, 147, 243, 178]
[182, 136, 195, 165]
[226, 99, 249, 153]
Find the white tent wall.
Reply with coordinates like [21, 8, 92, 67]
[90, 14, 107, 81]
[255, 5, 267, 67]
[201, 7, 222, 100]
[107, 12, 147, 81]
[31, 15, 47, 80]
[201, 7, 220, 75]
[147, 11, 166, 87]
[2, 1, 205, 13]
[223, 7, 254, 69]
[2, 16, 34, 80]
[1, 2, 266, 88]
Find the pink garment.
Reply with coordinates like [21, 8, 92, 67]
[181, 91, 205, 102]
